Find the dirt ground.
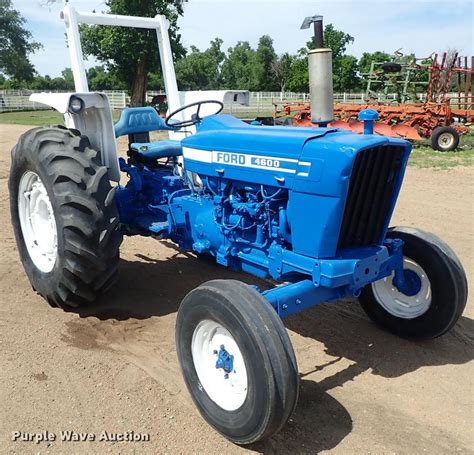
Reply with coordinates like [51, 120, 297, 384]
[1, 123, 473, 454]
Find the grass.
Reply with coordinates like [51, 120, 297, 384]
[0, 109, 64, 125]
[226, 110, 274, 119]
[0, 109, 121, 125]
[410, 132, 474, 169]
[410, 145, 474, 169]
[1, 109, 473, 169]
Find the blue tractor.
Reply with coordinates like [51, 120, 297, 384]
[9, 101, 467, 444]
[8, 7, 467, 446]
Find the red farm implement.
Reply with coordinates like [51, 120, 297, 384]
[275, 53, 474, 151]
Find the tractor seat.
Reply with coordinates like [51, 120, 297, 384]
[115, 107, 181, 161]
[114, 106, 173, 138]
[130, 141, 183, 160]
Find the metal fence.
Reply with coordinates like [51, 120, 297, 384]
[0, 90, 127, 112]
[0, 89, 471, 114]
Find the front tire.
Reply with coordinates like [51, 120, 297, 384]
[9, 126, 122, 308]
[176, 280, 299, 444]
[359, 227, 467, 340]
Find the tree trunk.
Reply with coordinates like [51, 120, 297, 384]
[130, 58, 148, 106]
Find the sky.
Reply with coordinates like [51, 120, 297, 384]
[11, 0, 474, 77]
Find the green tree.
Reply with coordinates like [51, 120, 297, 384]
[285, 49, 308, 92]
[147, 71, 164, 90]
[175, 38, 225, 90]
[307, 24, 354, 60]
[29, 75, 56, 90]
[61, 68, 75, 89]
[319, 24, 357, 92]
[289, 23, 359, 92]
[220, 41, 258, 90]
[0, 0, 41, 81]
[80, 0, 185, 106]
[335, 54, 360, 91]
[87, 66, 127, 91]
[271, 52, 294, 92]
[254, 35, 279, 91]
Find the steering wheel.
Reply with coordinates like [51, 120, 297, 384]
[165, 100, 224, 128]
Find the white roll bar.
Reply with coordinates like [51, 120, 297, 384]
[60, 5, 181, 112]
[30, 6, 250, 182]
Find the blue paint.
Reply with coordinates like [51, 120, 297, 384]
[358, 108, 379, 135]
[215, 345, 234, 374]
[115, 113, 413, 318]
[114, 107, 175, 138]
[393, 269, 422, 296]
[130, 140, 182, 159]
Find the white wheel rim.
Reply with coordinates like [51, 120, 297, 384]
[438, 132, 454, 149]
[191, 320, 248, 411]
[372, 258, 431, 319]
[18, 171, 58, 273]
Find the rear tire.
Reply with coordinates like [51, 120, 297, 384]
[431, 126, 460, 152]
[9, 126, 122, 308]
[176, 279, 299, 444]
[359, 227, 467, 340]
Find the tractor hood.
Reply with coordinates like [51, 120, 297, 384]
[181, 114, 410, 192]
[183, 114, 335, 158]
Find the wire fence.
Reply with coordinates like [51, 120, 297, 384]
[0, 89, 471, 114]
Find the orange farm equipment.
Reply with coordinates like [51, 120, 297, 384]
[275, 54, 474, 151]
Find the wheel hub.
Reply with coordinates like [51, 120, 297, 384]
[192, 320, 248, 411]
[372, 258, 431, 319]
[214, 344, 234, 375]
[393, 268, 422, 296]
[18, 171, 58, 273]
[438, 132, 454, 149]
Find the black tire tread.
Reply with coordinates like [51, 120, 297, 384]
[430, 126, 460, 152]
[176, 279, 299, 445]
[202, 280, 299, 439]
[359, 227, 467, 340]
[388, 226, 468, 334]
[9, 126, 122, 308]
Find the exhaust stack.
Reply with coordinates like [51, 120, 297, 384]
[301, 15, 334, 126]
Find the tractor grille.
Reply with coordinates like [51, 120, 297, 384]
[337, 146, 405, 249]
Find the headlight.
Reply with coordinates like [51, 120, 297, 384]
[69, 96, 84, 114]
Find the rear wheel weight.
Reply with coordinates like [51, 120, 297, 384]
[176, 279, 299, 445]
[9, 126, 123, 308]
[359, 227, 467, 340]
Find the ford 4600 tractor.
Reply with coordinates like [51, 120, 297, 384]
[9, 7, 467, 445]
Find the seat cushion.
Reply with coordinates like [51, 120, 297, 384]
[130, 140, 183, 160]
[114, 107, 172, 138]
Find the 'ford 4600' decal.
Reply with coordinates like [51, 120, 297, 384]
[213, 151, 308, 175]
[182, 147, 311, 177]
